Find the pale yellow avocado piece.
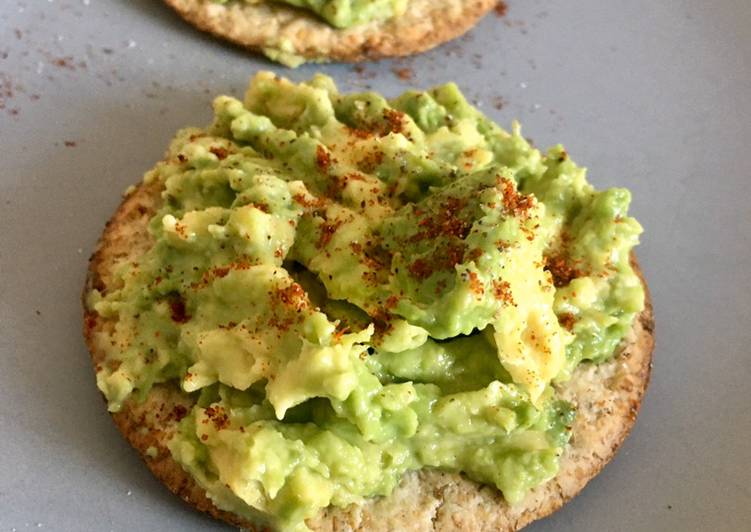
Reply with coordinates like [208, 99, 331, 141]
[266, 326, 374, 418]
[492, 230, 572, 405]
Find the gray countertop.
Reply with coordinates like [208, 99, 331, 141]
[1, 0, 750, 530]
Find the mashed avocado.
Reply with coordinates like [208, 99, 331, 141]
[88, 72, 644, 531]
[216, 0, 408, 29]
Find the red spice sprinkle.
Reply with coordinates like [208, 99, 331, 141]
[408, 243, 467, 280]
[408, 258, 432, 280]
[492, 280, 515, 305]
[177, 154, 187, 163]
[468, 271, 484, 295]
[249, 202, 270, 213]
[64, 140, 77, 147]
[267, 314, 296, 332]
[385, 295, 400, 309]
[52, 56, 76, 70]
[544, 254, 584, 288]
[347, 127, 373, 140]
[278, 282, 307, 309]
[382, 108, 407, 135]
[293, 193, 325, 209]
[315, 145, 332, 172]
[172, 405, 188, 422]
[210, 146, 229, 160]
[371, 309, 394, 335]
[410, 197, 471, 243]
[467, 248, 484, 262]
[204, 405, 230, 430]
[0, 73, 13, 112]
[317, 220, 342, 249]
[333, 325, 351, 341]
[443, 243, 467, 272]
[358, 150, 384, 172]
[494, 1, 508, 17]
[169, 295, 190, 323]
[558, 312, 576, 331]
[499, 177, 534, 216]
[392, 67, 414, 81]
[213, 266, 230, 278]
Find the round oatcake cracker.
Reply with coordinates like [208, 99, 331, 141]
[83, 179, 654, 531]
[162, 0, 498, 65]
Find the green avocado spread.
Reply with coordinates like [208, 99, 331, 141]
[217, 0, 407, 29]
[88, 72, 644, 531]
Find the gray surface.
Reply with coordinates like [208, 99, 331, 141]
[1, 0, 750, 530]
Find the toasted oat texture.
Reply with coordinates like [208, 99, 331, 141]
[83, 181, 654, 531]
[162, 0, 497, 64]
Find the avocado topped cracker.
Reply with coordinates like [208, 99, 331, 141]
[84, 72, 653, 531]
[163, 0, 497, 66]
